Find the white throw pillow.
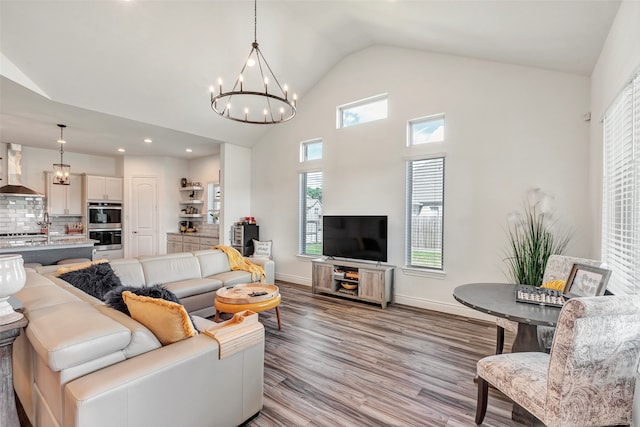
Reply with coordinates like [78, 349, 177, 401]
[252, 239, 272, 258]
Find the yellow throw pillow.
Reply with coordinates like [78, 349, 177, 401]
[56, 259, 109, 275]
[122, 291, 197, 345]
[541, 280, 566, 291]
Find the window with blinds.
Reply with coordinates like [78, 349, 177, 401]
[300, 171, 323, 256]
[602, 72, 640, 296]
[406, 157, 445, 269]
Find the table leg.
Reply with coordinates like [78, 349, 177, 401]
[511, 322, 543, 353]
[275, 306, 281, 330]
[1, 326, 22, 427]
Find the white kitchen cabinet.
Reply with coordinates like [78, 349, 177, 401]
[45, 172, 83, 216]
[85, 175, 123, 201]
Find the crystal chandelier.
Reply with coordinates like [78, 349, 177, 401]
[210, 0, 296, 124]
[53, 124, 70, 185]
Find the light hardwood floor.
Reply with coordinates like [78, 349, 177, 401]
[243, 281, 531, 427]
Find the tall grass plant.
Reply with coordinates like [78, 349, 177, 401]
[505, 190, 572, 286]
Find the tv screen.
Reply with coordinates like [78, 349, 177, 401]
[322, 215, 388, 262]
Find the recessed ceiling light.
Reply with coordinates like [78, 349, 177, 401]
[144, 138, 152, 143]
[185, 148, 193, 153]
[117, 148, 126, 152]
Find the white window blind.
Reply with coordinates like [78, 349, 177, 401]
[299, 171, 323, 256]
[602, 73, 640, 295]
[406, 157, 445, 269]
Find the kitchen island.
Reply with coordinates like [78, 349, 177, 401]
[0, 237, 97, 266]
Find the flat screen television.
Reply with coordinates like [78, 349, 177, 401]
[322, 215, 388, 262]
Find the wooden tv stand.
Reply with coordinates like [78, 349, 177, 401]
[311, 258, 394, 308]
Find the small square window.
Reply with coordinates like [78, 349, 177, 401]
[338, 94, 388, 128]
[409, 115, 445, 146]
[301, 139, 323, 162]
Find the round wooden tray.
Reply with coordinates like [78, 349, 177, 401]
[215, 283, 279, 304]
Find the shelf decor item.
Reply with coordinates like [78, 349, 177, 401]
[504, 188, 572, 287]
[0, 254, 26, 325]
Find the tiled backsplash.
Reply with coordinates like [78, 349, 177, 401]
[0, 195, 45, 234]
[0, 195, 82, 235]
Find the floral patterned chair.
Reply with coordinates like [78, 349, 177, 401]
[476, 294, 640, 426]
[495, 254, 605, 354]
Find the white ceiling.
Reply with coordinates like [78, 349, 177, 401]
[0, 0, 621, 159]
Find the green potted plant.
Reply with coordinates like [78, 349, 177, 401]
[504, 189, 572, 286]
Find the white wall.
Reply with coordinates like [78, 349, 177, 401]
[220, 143, 251, 245]
[19, 145, 119, 194]
[252, 45, 591, 318]
[588, 1, 640, 424]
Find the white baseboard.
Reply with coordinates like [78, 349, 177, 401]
[394, 294, 496, 322]
[275, 272, 311, 287]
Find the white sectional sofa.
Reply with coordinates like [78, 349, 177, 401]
[109, 250, 275, 318]
[12, 250, 274, 427]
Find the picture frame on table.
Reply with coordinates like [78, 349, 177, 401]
[563, 264, 611, 299]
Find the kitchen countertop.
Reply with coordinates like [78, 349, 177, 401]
[167, 232, 219, 239]
[0, 237, 97, 251]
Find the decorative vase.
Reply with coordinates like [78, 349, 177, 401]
[0, 254, 26, 325]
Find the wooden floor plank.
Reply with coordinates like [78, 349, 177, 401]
[243, 282, 534, 427]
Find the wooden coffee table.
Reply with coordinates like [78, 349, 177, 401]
[214, 284, 281, 329]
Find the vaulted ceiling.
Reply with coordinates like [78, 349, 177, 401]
[0, 0, 621, 159]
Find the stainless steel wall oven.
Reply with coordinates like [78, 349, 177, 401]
[87, 202, 122, 251]
[87, 202, 122, 229]
[89, 229, 122, 250]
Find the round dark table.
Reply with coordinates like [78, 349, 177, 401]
[453, 283, 562, 352]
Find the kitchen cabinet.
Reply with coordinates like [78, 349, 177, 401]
[166, 233, 219, 254]
[84, 175, 123, 201]
[45, 172, 83, 216]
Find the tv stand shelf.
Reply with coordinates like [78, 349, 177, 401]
[312, 258, 394, 308]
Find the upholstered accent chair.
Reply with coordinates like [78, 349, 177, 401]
[476, 295, 640, 426]
[495, 254, 604, 354]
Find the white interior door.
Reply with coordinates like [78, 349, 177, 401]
[130, 176, 158, 257]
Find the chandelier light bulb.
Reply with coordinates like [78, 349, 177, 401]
[247, 58, 256, 67]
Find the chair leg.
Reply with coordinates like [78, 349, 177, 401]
[475, 376, 489, 425]
[495, 325, 505, 355]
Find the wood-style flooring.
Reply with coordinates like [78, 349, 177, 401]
[243, 281, 531, 427]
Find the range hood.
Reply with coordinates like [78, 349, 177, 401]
[0, 143, 44, 197]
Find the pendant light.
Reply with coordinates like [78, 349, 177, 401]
[53, 124, 70, 185]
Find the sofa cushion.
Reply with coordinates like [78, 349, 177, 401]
[139, 253, 201, 285]
[109, 259, 146, 287]
[162, 278, 222, 299]
[209, 270, 252, 286]
[26, 301, 132, 372]
[194, 249, 232, 278]
[122, 291, 197, 345]
[95, 305, 161, 358]
[58, 263, 122, 300]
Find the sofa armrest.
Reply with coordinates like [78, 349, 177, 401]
[64, 333, 264, 427]
[246, 257, 275, 284]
